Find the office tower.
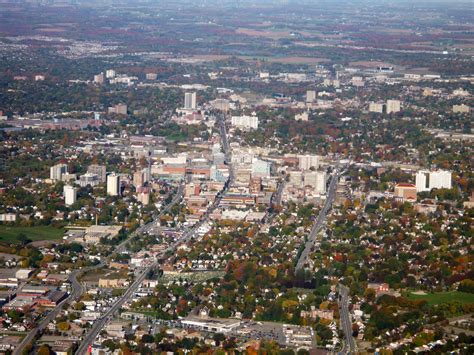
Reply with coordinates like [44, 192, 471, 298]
[50, 164, 68, 181]
[386, 100, 401, 114]
[63, 185, 77, 206]
[184, 92, 197, 110]
[87, 165, 107, 183]
[306, 90, 316, 102]
[107, 174, 120, 196]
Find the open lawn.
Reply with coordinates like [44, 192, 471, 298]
[406, 291, 474, 305]
[0, 226, 63, 244]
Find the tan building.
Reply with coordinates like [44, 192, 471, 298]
[98, 278, 128, 288]
[394, 183, 417, 201]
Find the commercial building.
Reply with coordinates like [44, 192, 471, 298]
[295, 112, 309, 121]
[146, 73, 157, 80]
[415, 170, 452, 192]
[107, 174, 120, 196]
[298, 155, 320, 171]
[108, 104, 127, 115]
[303, 171, 327, 194]
[251, 158, 271, 178]
[87, 164, 107, 182]
[63, 185, 77, 206]
[394, 183, 417, 201]
[79, 173, 100, 187]
[231, 115, 259, 130]
[105, 69, 116, 79]
[93, 73, 104, 84]
[386, 100, 401, 114]
[369, 102, 384, 113]
[453, 104, 470, 113]
[306, 90, 316, 102]
[50, 164, 68, 181]
[184, 92, 197, 110]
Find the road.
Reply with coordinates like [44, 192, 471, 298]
[13, 269, 86, 355]
[75, 115, 234, 354]
[295, 167, 340, 270]
[13, 185, 184, 355]
[338, 285, 356, 354]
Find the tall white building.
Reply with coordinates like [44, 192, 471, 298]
[231, 115, 259, 129]
[63, 185, 77, 206]
[251, 158, 271, 178]
[50, 164, 68, 181]
[369, 102, 384, 113]
[386, 100, 401, 114]
[306, 90, 316, 102]
[107, 174, 120, 196]
[184, 92, 197, 110]
[298, 155, 320, 171]
[105, 69, 116, 79]
[303, 171, 327, 194]
[416, 170, 452, 192]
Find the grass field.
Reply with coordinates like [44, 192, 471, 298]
[0, 225, 63, 244]
[407, 291, 474, 305]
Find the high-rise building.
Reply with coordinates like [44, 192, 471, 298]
[63, 185, 77, 206]
[105, 69, 116, 79]
[133, 170, 144, 188]
[369, 102, 384, 113]
[79, 173, 100, 187]
[306, 90, 316, 102]
[107, 174, 120, 196]
[50, 164, 68, 181]
[94, 73, 104, 84]
[231, 115, 259, 129]
[416, 170, 452, 192]
[429, 170, 452, 190]
[184, 92, 197, 110]
[304, 171, 327, 193]
[87, 165, 106, 183]
[386, 100, 401, 114]
[298, 155, 320, 171]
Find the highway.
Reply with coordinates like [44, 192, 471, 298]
[75, 115, 234, 354]
[295, 167, 340, 270]
[338, 285, 356, 354]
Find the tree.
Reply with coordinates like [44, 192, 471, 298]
[37, 345, 52, 355]
[57, 321, 70, 332]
